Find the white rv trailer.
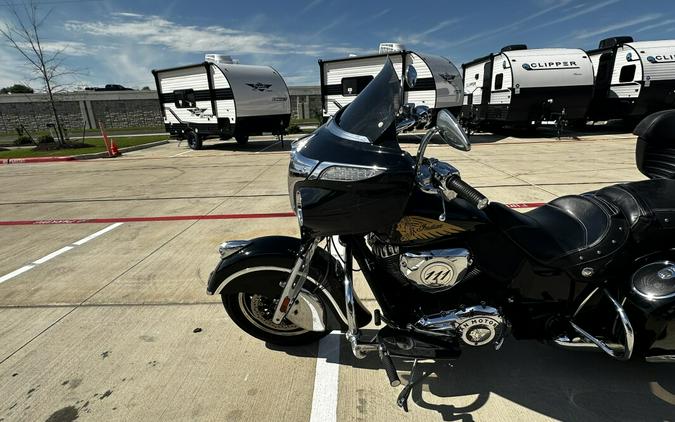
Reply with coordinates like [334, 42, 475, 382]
[461, 45, 595, 128]
[586, 37, 675, 122]
[319, 44, 463, 121]
[152, 56, 290, 149]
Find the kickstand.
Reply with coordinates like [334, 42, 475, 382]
[396, 359, 427, 412]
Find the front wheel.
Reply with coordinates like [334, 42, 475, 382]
[222, 290, 328, 346]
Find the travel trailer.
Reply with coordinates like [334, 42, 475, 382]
[319, 43, 463, 122]
[587, 37, 675, 123]
[461, 45, 595, 129]
[152, 55, 291, 149]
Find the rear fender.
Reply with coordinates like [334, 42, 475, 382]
[206, 236, 371, 331]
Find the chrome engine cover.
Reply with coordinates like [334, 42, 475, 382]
[414, 305, 507, 347]
[400, 248, 471, 291]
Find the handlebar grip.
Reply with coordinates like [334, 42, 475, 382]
[446, 176, 489, 210]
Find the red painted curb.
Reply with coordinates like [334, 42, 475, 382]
[0, 203, 546, 226]
[505, 202, 546, 209]
[0, 156, 76, 165]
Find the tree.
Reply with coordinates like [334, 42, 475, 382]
[141, 86, 150, 91]
[0, 1, 73, 146]
[0, 84, 34, 94]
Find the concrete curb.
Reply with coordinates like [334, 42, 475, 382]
[74, 140, 170, 160]
[0, 140, 170, 165]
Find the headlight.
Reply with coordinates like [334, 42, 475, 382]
[318, 165, 385, 182]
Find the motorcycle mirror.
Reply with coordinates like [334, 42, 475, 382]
[405, 65, 417, 88]
[436, 110, 471, 152]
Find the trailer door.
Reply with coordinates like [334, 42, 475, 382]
[479, 61, 493, 119]
[594, 52, 614, 99]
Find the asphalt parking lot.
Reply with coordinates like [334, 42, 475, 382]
[1, 131, 674, 421]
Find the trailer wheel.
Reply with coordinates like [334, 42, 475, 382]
[187, 131, 203, 150]
[235, 134, 249, 145]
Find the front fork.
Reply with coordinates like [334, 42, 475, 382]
[272, 235, 377, 358]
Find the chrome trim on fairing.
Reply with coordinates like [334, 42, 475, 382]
[326, 118, 370, 143]
[213, 266, 349, 325]
[288, 148, 319, 209]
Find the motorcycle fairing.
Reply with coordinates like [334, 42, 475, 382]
[206, 236, 371, 331]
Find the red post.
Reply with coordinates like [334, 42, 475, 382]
[98, 120, 113, 157]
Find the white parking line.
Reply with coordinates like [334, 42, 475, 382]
[73, 223, 123, 245]
[170, 149, 192, 158]
[0, 223, 123, 285]
[32, 246, 74, 264]
[309, 331, 341, 422]
[0, 265, 35, 285]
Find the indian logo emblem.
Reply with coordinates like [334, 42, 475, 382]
[420, 263, 454, 288]
[246, 82, 272, 92]
[458, 316, 500, 346]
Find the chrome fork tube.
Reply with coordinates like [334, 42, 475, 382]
[272, 238, 320, 324]
[332, 236, 377, 359]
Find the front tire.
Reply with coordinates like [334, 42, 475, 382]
[221, 264, 331, 346]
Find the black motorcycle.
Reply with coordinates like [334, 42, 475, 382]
[207, 60, 675, 411]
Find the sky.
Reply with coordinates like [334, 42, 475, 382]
[0, 0, 674, 90]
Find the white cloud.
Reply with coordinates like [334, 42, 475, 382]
[634, 18, 675, 33]
[32, 41, 93, 56]
[300, 0, 323, 14]
[442, 0, 575, 48]
[65, 15, 350, 56]
[529, 0, 621, 31]
[573, 14, 662, 39]
[112, 12, 143, 18]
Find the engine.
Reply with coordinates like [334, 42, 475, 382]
[415, 305, 508, 347]
[368, 236, 508, 348]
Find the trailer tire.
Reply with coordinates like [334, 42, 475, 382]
[235, 134, 249, 145]
[187, 131, 203, 150]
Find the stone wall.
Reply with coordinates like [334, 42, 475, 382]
[0, 100, 83, 134]
[0, 87, 322, 134]
[90, 99, 163, 130]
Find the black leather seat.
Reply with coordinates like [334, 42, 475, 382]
[486, 194, 628, 268]
[595, 179, 675, 244]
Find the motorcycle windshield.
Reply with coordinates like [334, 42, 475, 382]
[336, 59, 401, 143]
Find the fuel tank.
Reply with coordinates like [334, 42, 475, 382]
[388, 188, 490, 246]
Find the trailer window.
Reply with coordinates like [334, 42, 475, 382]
[341, 76, 374, 96]
[494, 73, 504, 90]
[174, 89, 196, 108]
[619, 64, 636, 83]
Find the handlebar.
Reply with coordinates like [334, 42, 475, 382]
[445, 176, 489, 210]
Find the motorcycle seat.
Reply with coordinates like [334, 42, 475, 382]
[594, 179, 675, 244]
[486, 194, 629, 269]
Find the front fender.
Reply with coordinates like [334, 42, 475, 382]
[206, 236, 371, 330]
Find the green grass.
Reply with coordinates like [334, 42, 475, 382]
[290, 118, 321, 126]
[0, 135, 168, 158]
